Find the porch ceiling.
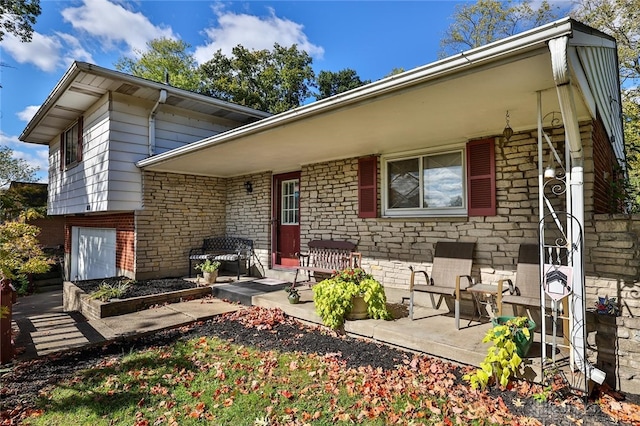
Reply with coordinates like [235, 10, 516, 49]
[140, 50, 591, 178]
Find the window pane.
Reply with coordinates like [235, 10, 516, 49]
[387, 158, 420, 208]
[64, 123, 78, 166]
[281, 179, 299, 225]
[423, 152, 463, 208]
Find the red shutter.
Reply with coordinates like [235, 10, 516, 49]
[59, 133, 64, 171]
[358, 156, 378, 218]
[467, 138, 496, 216]
[76, 116, 84, 162]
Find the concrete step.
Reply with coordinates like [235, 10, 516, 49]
[212, 279, 290, 306]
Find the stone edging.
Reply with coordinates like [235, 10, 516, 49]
[62, 281, 212, 320]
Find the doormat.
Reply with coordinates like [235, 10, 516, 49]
[252, 278, 288, 286]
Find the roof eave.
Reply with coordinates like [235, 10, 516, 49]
[138, 17, 579, 170]
[19, 61, 271, 144]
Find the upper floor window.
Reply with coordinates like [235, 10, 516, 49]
[60, 117, 83, 170]
[383, 149, 466, 217]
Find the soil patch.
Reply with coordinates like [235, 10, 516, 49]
[74, 276, 197, 299]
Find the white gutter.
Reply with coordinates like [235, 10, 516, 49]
[138, 17, 579, 170]
[148, 89, 167, 156]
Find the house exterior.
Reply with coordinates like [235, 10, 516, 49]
[21, 18, 639, 393]
[20, 62, 269, 281]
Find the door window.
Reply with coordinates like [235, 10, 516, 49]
[281, 179, 299, 225]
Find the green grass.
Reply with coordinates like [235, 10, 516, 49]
[24, 334, 512, 425]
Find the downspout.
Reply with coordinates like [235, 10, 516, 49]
[549, 37, 604, 386]
[148, 89, 167, 156]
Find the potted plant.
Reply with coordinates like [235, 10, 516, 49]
[594, 296, 620, 316]
[195, 259, 221, 284]
[312, 267, 391, 329]
[284, 285, 300, 304]
[464, 316, 536, 390]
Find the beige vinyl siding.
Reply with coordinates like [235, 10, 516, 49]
[49, 90, 249, 215]
[154, 107, 237, 153]
[48, 94, 111, 215]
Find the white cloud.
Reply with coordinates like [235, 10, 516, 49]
[0, 131, 48, 179]
[61, 0, 175, 54]
[17, 105, 41, 122]
[2, 31, 94, 72]
[2, 33, 63, 72]
[0, 130, 21, 147]
[57, 33, 95, 66]
[194, 6, 324, 64]
[12, 147, 48, 176]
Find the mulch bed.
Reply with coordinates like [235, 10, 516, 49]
[73, 276, 198, 299]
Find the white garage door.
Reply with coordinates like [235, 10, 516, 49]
[71, 227, 116, 281]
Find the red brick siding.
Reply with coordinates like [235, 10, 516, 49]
[27, 216, 65, 248]
[64, 213, 135, 273]
[592, 117, 619, 213]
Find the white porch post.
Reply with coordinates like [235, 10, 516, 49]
[548, 37, 586, 371]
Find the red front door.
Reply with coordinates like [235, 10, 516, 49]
[272, 172, 301, 267]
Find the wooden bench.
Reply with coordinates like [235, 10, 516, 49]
[293, 240, 361, 287]
[188, 236, 253, 280]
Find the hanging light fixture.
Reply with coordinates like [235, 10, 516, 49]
[502, 110, 514, 142]
[544, 150, 556, 179]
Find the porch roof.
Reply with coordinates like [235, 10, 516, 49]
[138, 18, 623, 179]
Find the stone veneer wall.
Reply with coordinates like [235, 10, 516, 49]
[224, 172, 272, 277]
[585, 214, 640, 394]
[300, 121, 639, 393]
[136, 171, 227, 279]
[300, 123, 587, 286]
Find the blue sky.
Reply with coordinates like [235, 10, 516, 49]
[0, 1, 569, 182]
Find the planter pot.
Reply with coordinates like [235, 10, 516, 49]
[491, 316, 536, 357]
[346, 295, 368, 320]
[202, 271, 218, 285]
[288, 294, 300, 304]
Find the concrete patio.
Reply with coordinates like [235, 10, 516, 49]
[10, 278, 570, 386]
[251, 285, 558, 375]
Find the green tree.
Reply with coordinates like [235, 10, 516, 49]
[439, 0, 558, 57]
[199, 43, 315, 113]
[572, 0, 640, 209]
[0, 146, 39, 219]
[385, 68, 405, 77]
[0, 213, 50, 280]
[115, 38, 202, 92]
[0, 0, 40, 42]
[0, 147, 49, 304]
[315, 69, 371, 100]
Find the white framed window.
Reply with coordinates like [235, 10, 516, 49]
[382, 149, 466, 217]
[62, 119, 81, 168]
[281, 179, 299, 225]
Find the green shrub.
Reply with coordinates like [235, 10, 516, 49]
[195, 259, 221, 273]
[14, 273, 31, 296]
[89, 280, 133, 302]
[312, 267, 391, 329]
[464, 316, 533, 390]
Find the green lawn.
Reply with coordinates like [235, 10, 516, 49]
[23, 333, 519, 426]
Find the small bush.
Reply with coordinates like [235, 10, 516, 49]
[89, 280, 133, 302]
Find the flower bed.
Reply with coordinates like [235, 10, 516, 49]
[63, 278, 212, 320]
